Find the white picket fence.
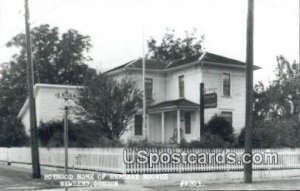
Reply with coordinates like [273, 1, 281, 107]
[0, 147, 299, 174]
[0, 147, 125, 173]
[124, 148, 300, 173]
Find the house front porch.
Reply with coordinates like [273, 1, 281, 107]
[146, 99, 200, 143]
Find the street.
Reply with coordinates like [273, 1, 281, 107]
[0, 164, 300, 190]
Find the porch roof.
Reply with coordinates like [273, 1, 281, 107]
[147, 98, 199, 113]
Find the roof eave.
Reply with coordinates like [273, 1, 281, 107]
[105, 67, 127, 76]
[17, 99, 29, 119]
[202, 61, 261, 70]
[147, 105, 199, 113]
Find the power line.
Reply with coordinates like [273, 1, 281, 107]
[31, 0, 69, 25]
[266, 1, 299, 15]
[0, 0, 68, 50]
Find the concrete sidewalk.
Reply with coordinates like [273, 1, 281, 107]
[148, 177, 300, 190]
[0, 164, 300, 190]
[0, 164, 150, 191]
[0, 164, 59, 190]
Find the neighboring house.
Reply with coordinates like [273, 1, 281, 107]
[18, 52, 260, 144]
[18, 84, 81, 135]
[106, 52, 260, 143]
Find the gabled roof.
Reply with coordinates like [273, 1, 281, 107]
[166, 54, 201, 68]
[129, 58, 168, 70]
[105, 52, 261, 75]
[202, 52, 246, 66]
[105, 58, 168, 73]
[166, 52, 248, 68]
[147, 98, 199, 113]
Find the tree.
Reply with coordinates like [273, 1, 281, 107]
[249, 55, 300, 147]
[253, 56, 300, 121]
[147, 28, 204, 62]
[238, 117, 300, 148]
[0, 117, 29, 147]
[0, 24, 95, 146]
[5, 24, 94, 85]
[76, 73, 142, 140]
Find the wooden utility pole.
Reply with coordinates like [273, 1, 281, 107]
[244, 0, 254, 183]
[298, 0, 300, 121]
[200, 83, 204, 140]
[64, 105, 69, 175]
[24, 0, 41, 178]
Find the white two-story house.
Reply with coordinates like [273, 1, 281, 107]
[106, 52, 260, 144]
[18, 52, 260, 144]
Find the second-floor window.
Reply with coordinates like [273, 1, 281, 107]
[179, 75, 184, 98]
[145, 78, 153, 100]
[222, 73, 231, 96]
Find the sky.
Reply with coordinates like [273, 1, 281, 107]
[0, 0, 299, 85]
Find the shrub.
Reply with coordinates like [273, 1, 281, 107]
[0, 119, 29, 147]
[237, 117, 300, 148]
[38, 120, 122, 147]
[127, 139, 167, 148]
[181, 131, 235, 148]
[205, 115, 235, 143]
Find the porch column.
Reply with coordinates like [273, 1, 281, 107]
[161, 112, 165, 143]
[146, 114, 150, 138]
[177, 110, 180, 144]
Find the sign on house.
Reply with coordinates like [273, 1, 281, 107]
[55, 90, 77, 115]
[55, 90, 77, 101]
[204, 93, 217, 108]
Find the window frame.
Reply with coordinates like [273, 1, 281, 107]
[178, 75, 185, 98]
[222, 73, 231, 97]
[145, 78, 153, 101]
[220, 111, 233, 125]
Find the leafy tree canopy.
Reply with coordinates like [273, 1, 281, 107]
[76, 73, 142, 140]
[254, 56, 300, 120]
[147, 28, 204, 62]
[0, 24, 96, 146]
[238, 117, 300, 148]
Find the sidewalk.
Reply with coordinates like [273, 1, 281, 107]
[0, 164, 300, 190]
[148, 177, 300, 190]
[0, 164, 58, 190]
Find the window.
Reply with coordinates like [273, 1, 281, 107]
[134, 115, 143, 135]
[185, 112, 191, 134]
[220, 111, 233, 125]
[179, 75, 184, 98]
[145, 78, 153, 100]
[222, 73, 231, 96]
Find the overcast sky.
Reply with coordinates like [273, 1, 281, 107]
[0, 0, 299, 84]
